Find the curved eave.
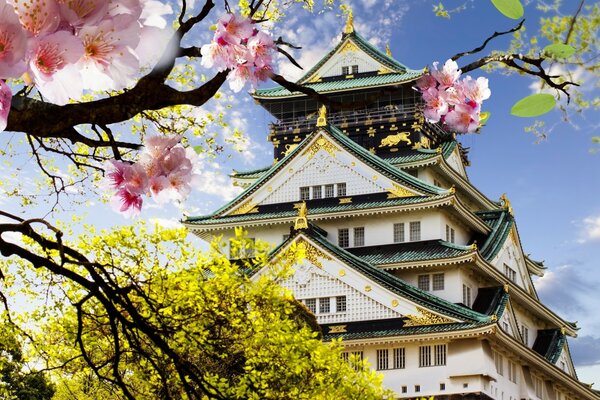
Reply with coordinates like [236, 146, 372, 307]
[472, 252, 578, 337]
[328, 323, 496, 345]
[378, 251, 477, 270]
[253, 73, 422, 100]
[495, 329, 600, 400]
[526, 257, 546, 277]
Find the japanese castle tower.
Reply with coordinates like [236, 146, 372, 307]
[184, 16, 599, 400]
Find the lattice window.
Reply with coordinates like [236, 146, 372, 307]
[393, 348, 405, 369]
[534, 376, 543, 399]
[351, 65, 359, 74]
[415, 385, 421, 393]
[521, 324, 529, 346]
[494, 351, 504, 375]
[409, 221, 421, 241]
[338, 228, 349, 248]
[319, 297, 330, 313]
[434, 344, 446, 366]
[341, 66, 349, 75]
[335, 296, 346, 313]
[312, 185, 322, 199]
[305, 298, 316, 313]
[418, 275, 430, 291]
[432, 273, 445, 291]
[446, 224, 455, 243]
[376, 349, 389, 370]
[504, 264, 517, 281]
[353, 227, 364, 247]
[440, 383, 446, 391]
[462, 284, 472, 306]
[508, 360, 518, 383]
[393, 223, 405, 243]
[419, 345, 431, 367]
[300, 186, 310, 200]
[337, 182, 347, 197]
[324, 184, 335, 198]
[340, 352, 349, 362]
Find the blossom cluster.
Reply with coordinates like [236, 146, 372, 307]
[201, 14, 276, 92]
[103, 135, 200, 218]
[0, 0, 171, 131]
[415, 59, 491, 133]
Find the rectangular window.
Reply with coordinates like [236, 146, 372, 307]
[419, 345, 431, 367]
[353, 227, 364, 247]
[446, 225, 455, 243]
[351, 65, 359, 74]
[401, 386, 407, 394]
[534, 376, 543, 399]
[376, 349, 389, 370]
[350, 351, 363, 371]
[300, 186, 310, 200]
[494, 351, 504, 376]
[418, 275, 430, 291]
[521, 325, 529, 346]
[341, 66, 349, 75]
[409, 221, 421, 241]
[440, 383, 446, 391]
[319, 297, 330, 314]
[312, 185, 322, 199]
[462, 284, 472, 307]
[336, 296, 347, 313]
[340, 352, 349, 362]
[432, 273, 445, 291]
[504, 264, 517, 282]
[393, 348, 405, 369]
[324, 184, 335, 198]
[337, 182, 347, 197]
[434, 344, 447, 366]
[415, 385, 421, 393]
[305, 298, 316, 314]
[393, 223, 405, 243]
[338, 228, 349, 248]
[508, 361, 518, 383]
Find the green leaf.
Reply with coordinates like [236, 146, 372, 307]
[490, 0, 524, 19]
[543, 43, 576, 59]
[592, 136, 600, 144]
[479, 111, 491, 125]
[193, 145, 204, 154]
[510, 93, 556, 117]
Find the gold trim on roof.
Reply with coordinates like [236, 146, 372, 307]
[329, 325, 347, 334]
[385, 43, 392, 57]
[343, 10, 354, 34]
[296, 238, 332, 269]
[294, 201, 308, 230]
[500, 193, 514, 215]
[340, 41, 359, 53]
[316, 105, 327, 127]
[303, 135, 340, 159]
[229, 199, 258, 215]
[387, 183, 417, 199]
[403, 307, 455, 327]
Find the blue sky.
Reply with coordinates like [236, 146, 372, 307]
[2, 0, 599, 386]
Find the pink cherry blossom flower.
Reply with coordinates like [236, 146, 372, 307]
[103, 159, 132, 189]
[28, 30, 85, 104]
[217, 13, 253, 43]
[8, 0, 60, 36]
[253, 64, 273, 83]
[422, 87, 448, 123]
[56, 0, 108, 28]
[77, 14, 141, 91]
[457, 75, 491, 105]
[0, 1, 27, 79]
[111, 187, 143, 218]
[143, 134, 182, 157]
[122, 162, 148, 195]
[246, 31, 274, 68]
[414, 73, 436, 91]
[107, 0, 142, 19]
[444, 103, 480, 133]
[228, 63, 254, 92]
[431, 59, 461, 89]
[0, 80, 11, 132]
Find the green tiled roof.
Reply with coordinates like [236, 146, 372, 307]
[185, 193, 449, 225]
[476, 209, 514, 261]
[184, 125, 448, 223]
[322, 320, 492, 341]
[303, 228, 492, 323]
[384, 140, 456, 165]
[231, 166, 270, 179]
[254, 72, 422, 98]
[347, 240, 472, 265]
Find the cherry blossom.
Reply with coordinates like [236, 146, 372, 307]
[8, 0, 60, 36]
[415, 58, 490, 134]
[0, 80, 11, 131]
[0, 1, 27, 79]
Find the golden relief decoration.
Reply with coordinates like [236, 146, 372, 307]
[364, 285, 372, 292]
[329, 325, 347, 334]
[412, 113, 425, 132]
[412, 136, 431, 150]
[303, 136, 340, 159]
[316, 105, 327, 127]
[377, 66, 393, 75]
[295, 238, 332, 269]
[229, 198, 259, 215]
[367, 127, 377, 137]
[379, 132, 412, 147]
[283, 143, 298, 157]
[387, 183, 417, 199]
[340, 41, 359, 53]
[339, 269, 346, 277]
[403, 307, 455, 327]
[339, 197, 352, 204]
[306, 74, 322, 83]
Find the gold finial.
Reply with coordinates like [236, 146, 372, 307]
[470, 241, 478, 251]
[500, 193, 513, 215]
[386, 43, 392, 57]
[294, 201, 308, 230]
[449, 185, 456, 194]
[343, 10, 354, 34]
[490, 314, 498, 322]
[503, 284, 509, 293]
[316, 105, 327, 127]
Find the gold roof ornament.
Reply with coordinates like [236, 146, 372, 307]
[316, 105, 327, 127]
[386, 43, 392, 57]
[294, 201, 308, 230]
[343, 9, 354, 34]
[500, 193, 514, 215]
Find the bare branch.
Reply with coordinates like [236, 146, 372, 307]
[451, 19, 525, 62]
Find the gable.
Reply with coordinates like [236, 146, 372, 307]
[491, 228, 537, 297]
[225, 131, 427, 214]
[445, 145, 468, 178]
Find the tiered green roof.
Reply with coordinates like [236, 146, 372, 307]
[476, 209, 514, 260]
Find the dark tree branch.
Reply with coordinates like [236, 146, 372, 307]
[451, 19, 525, 62]
[565, 0, 585, 45]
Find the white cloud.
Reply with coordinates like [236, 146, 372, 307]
[149, 217, 184, 229]
[578, 215, 600, 243]
[193, 162, 242, 201]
